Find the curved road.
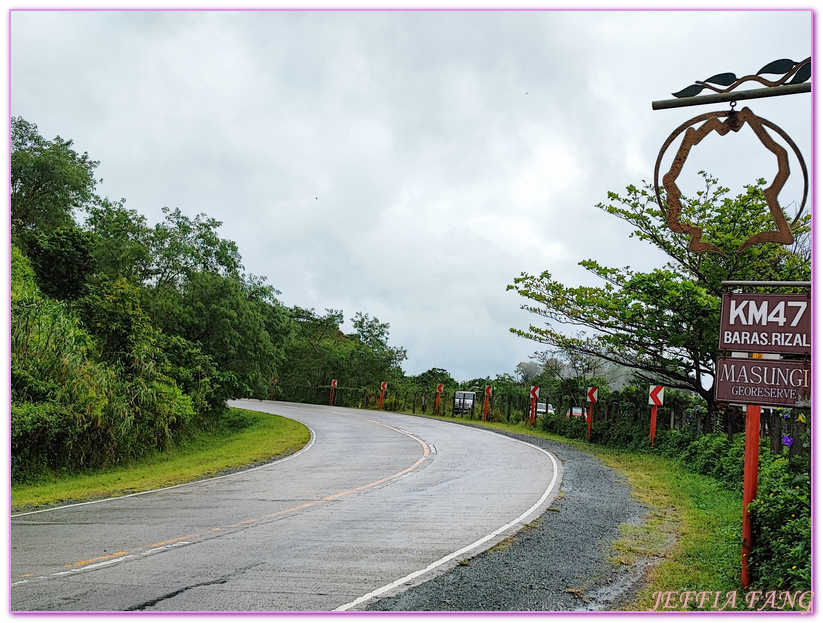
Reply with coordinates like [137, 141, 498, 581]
[11, 401, 561, 612]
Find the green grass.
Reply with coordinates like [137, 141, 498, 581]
[11, 408, 311, 512]
[13, 403, 745, 610]
[397, 412, 744, 609]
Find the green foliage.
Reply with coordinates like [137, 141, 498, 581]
[75, 278, 158, 373]
[508, 174, 811, 415]
[277, 307, 406, 396]
[680, 433, 747, 485]
[11, 117, 99, 241]
[748, 459, 811, 591]
[407, 367, 457, 391]
[146, 271, 288, 399]
[84, 198, 152, 283]
[11, 243, 39, 300]
[26, 225, 98, 300]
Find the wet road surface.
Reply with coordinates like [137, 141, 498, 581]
[11, 401, 560, 612]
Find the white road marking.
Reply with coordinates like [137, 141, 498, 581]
[334, 433, 560, 611]
[11, 422, 316, 518]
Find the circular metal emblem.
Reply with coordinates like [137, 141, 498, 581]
[653, 106, 808, 255]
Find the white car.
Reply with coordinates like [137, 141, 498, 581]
[453, 391, 475, 414]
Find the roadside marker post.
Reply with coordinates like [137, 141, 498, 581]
[330, 379, 338, 406]
[435, 384, 444, 415]
[378, 382, 387, 410]
[714, 290, 811, 587]
[529, 386, 539, 426]
[648, 385, 664, 447]
[586, 387, 598, 442]
[483, 386, 492, 421]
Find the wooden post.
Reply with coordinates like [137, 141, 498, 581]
[741, 404, 761, 588]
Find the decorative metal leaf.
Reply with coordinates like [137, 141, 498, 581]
[757, 58, 796, 75]
[704, 72, 737, 86]
[788, 60, 812, 84]
[672, 84, 704, 98]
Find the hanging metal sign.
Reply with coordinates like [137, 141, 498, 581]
[653, 58, 810, 255]
[719, 293, 811, 354]
[715, 356, 811, 408]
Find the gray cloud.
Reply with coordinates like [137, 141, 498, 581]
[11, 9, 813, 381]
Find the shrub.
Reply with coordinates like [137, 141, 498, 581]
[748, 457, 811, 591]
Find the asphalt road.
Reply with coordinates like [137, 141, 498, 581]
[11, 401, 561, 612]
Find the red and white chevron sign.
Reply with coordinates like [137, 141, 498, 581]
[485, 386, 492, 397]
[331, 379, 338, 388]
[649, 385, 664, 406]
[436, 384, 444, 393]
[530, 386, 539, 400]
[587, 387, 598, 403]
[380, 382, 388, 392]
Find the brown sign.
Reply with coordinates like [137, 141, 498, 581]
[715, 357, 811, 407]
[719, 293, 811, 355]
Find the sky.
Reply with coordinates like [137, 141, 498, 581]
[8, 7, 814, 383]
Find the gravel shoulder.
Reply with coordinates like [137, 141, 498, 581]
[364, 426, 651, 612]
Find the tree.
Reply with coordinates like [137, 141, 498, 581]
[351, 312, 408, 368]
[83, 198, 153, 284]
[514, 361, 542, 384]
[508, 174, 810, 419]
[11, 117, 99, 241]
[146, 270, 289, 399]
[85, 201, 243, 288]
[26, 225, 98, 300]
[409, 367, 457, 390]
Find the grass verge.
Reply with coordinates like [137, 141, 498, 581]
[11, 408, 311, 512]
[398, 412, 744, 609]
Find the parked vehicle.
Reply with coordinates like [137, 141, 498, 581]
[453, 391, 475, 414]
[535, 403, 555, 415]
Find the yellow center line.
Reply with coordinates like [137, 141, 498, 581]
[34, 418, 431, 578]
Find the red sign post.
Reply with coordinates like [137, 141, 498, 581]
[435, 384, 444, 415]
[529, 386, 539, 426]
[378, 381, 387, 410]
[329, 379, 338, 406]
[483, 386, 492, 421]
[715, 292, 811, 588]
[648, 385, 664, 447]
[586, 387, 597, 442]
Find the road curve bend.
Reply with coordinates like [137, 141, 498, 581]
[11, 401, 561, 612]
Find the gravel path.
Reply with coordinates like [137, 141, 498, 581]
[364, 427, 650, 612]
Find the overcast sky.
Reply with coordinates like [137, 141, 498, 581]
[9, 8, 813, 382]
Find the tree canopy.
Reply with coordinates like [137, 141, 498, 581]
[11, 117, 99, 241]
[508, 173, 810, 416]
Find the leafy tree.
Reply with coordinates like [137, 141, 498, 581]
[83, 198, 153, 284]
[351, 312, 408, 368]
[26, 225, 97, 300]
[146, 271, 289, 399]
[278, 308, 407, 392]
[85, 201, 243, 288]
[508, 174, 810, 418]
[11, 117, 99, 241]
[514, 361, 542, 384]
[408, 367, 457, 390]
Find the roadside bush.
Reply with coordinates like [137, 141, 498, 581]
[539, 413, 587, 440]
[681, 433, 733, 484]
[748, 457, 811, 591]
[650, 428, 699, 459]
